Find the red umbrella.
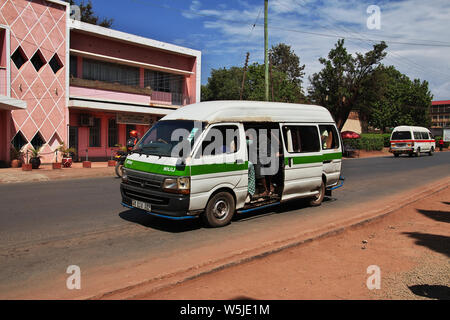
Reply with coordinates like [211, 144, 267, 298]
[341, 131, 361, 139]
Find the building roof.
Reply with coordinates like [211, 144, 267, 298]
[431, 100, 450, 105]
[162, 101, 335, 123]
[68, 20, 201, 58]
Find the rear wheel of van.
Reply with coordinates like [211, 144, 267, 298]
[428, 147, 434, 156]
[415, 148, 420, 157]
[309, 181, 325, 207]
[203, 192, 235, 227]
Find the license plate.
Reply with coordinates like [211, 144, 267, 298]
[132, 199, 151, 211]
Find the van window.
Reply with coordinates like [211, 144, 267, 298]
[282, 125, 320, 153]
[199, 125, 239, 157]
[319, 125, 339, 150]
[421, 132, 429, 139]
[137, 120, 205, 157]
[413, 132, 421, 139]
[392, 131, 411, 140]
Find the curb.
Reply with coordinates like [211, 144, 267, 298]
[87, 177, 450, 300]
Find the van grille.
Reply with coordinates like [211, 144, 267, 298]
[123, 188, 169, 206]
[125, 168, 163, 191]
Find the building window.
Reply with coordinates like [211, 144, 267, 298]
[11, 47, 28, 70]
[144, 69, 183, 93]
[108, 118, 118, 147]
[70, 55, 78, 78]
[89, 118, 101, 147]
[49, 54, 63, 74]
[30, 49, 46, 72]
[31, 131, 45, 149]
[11, 131, 27, 150]
[83, 58, 139, 86]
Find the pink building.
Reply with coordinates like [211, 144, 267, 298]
[0, 0, 201, 164]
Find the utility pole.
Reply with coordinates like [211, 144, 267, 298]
[240, 52, 250, 100]
[264, 0, 269, 101]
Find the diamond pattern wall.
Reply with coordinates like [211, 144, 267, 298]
[0, 0, 67, 159]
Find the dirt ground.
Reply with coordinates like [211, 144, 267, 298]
[142, 187, 450, 300]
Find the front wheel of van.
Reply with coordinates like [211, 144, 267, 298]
[203, 192, 235, 227]
[309, 181, 325, 207]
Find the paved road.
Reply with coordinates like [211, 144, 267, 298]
[0, 152, 449, 297]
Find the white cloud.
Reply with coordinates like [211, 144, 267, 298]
[183, 0, 450, 99]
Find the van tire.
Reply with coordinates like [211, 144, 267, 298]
[428, 147, 434, 156]
[394, 153, 399, 157]
[309, 181, 325, 207]
[415, 148, 420, 157]
[203, 192, 235, 227]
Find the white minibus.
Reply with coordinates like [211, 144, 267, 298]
[390, 125, 435, 157]
[121, 101, 344, 227]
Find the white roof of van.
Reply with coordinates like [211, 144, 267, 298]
[393, 125, 430, 132]
[162, 101, 335, 123]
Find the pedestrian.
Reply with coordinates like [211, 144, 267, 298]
[438, 138, 444, 152]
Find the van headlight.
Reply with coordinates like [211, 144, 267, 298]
[162, 177, 190, 194]
[122, 169, 128, 183]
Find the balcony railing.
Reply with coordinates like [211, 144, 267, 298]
[70, 77, 191, 106]
[151, 91, 190, 106]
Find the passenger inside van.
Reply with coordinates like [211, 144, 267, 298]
[246, 126, 282, 199]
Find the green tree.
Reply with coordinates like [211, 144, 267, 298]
[308, 39, 387, 130]
[201, 67, 243, 101]
[66, 0, 113, 28]
[359, 65, 432, 132]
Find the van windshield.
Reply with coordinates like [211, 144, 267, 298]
[391, 131, 411, 140]
[134, 120, 205, 157]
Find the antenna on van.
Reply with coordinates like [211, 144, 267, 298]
[240, 52, 250, 100]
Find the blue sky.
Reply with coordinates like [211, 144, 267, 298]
[88, 0, 450, 100]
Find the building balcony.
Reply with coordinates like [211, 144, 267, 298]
[69, 77, 190, 107]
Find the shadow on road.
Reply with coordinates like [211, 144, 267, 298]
[416, 209, 450, 223]
[234, 198, 316, 222]
[119, 209, 202, 233]
[403, 232, 450, 257]
[408, 284, 450, 300]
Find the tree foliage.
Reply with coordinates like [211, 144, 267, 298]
[359, 65, 432, 131]
[66, 0, 113, 28]
[202, 43, 306, 103]
[308, 39, 387, 130]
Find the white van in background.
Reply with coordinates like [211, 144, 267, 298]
[389, 126, 435, 157]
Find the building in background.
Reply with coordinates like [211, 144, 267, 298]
[0, 0, 201, 164]
[430, 100, 450, 136]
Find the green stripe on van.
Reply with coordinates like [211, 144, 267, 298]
[285, 152, 342, 165]
[124, 159, 188, 176]
[125, 159, 249, 176]
[190, 162, 248, 175]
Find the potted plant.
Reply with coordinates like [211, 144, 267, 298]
[10, 146, 24, 168]
[29, 146, 42, 169]
[58, 143, 76, 168]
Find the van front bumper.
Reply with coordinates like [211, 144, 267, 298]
[120, 182, 193, 218]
